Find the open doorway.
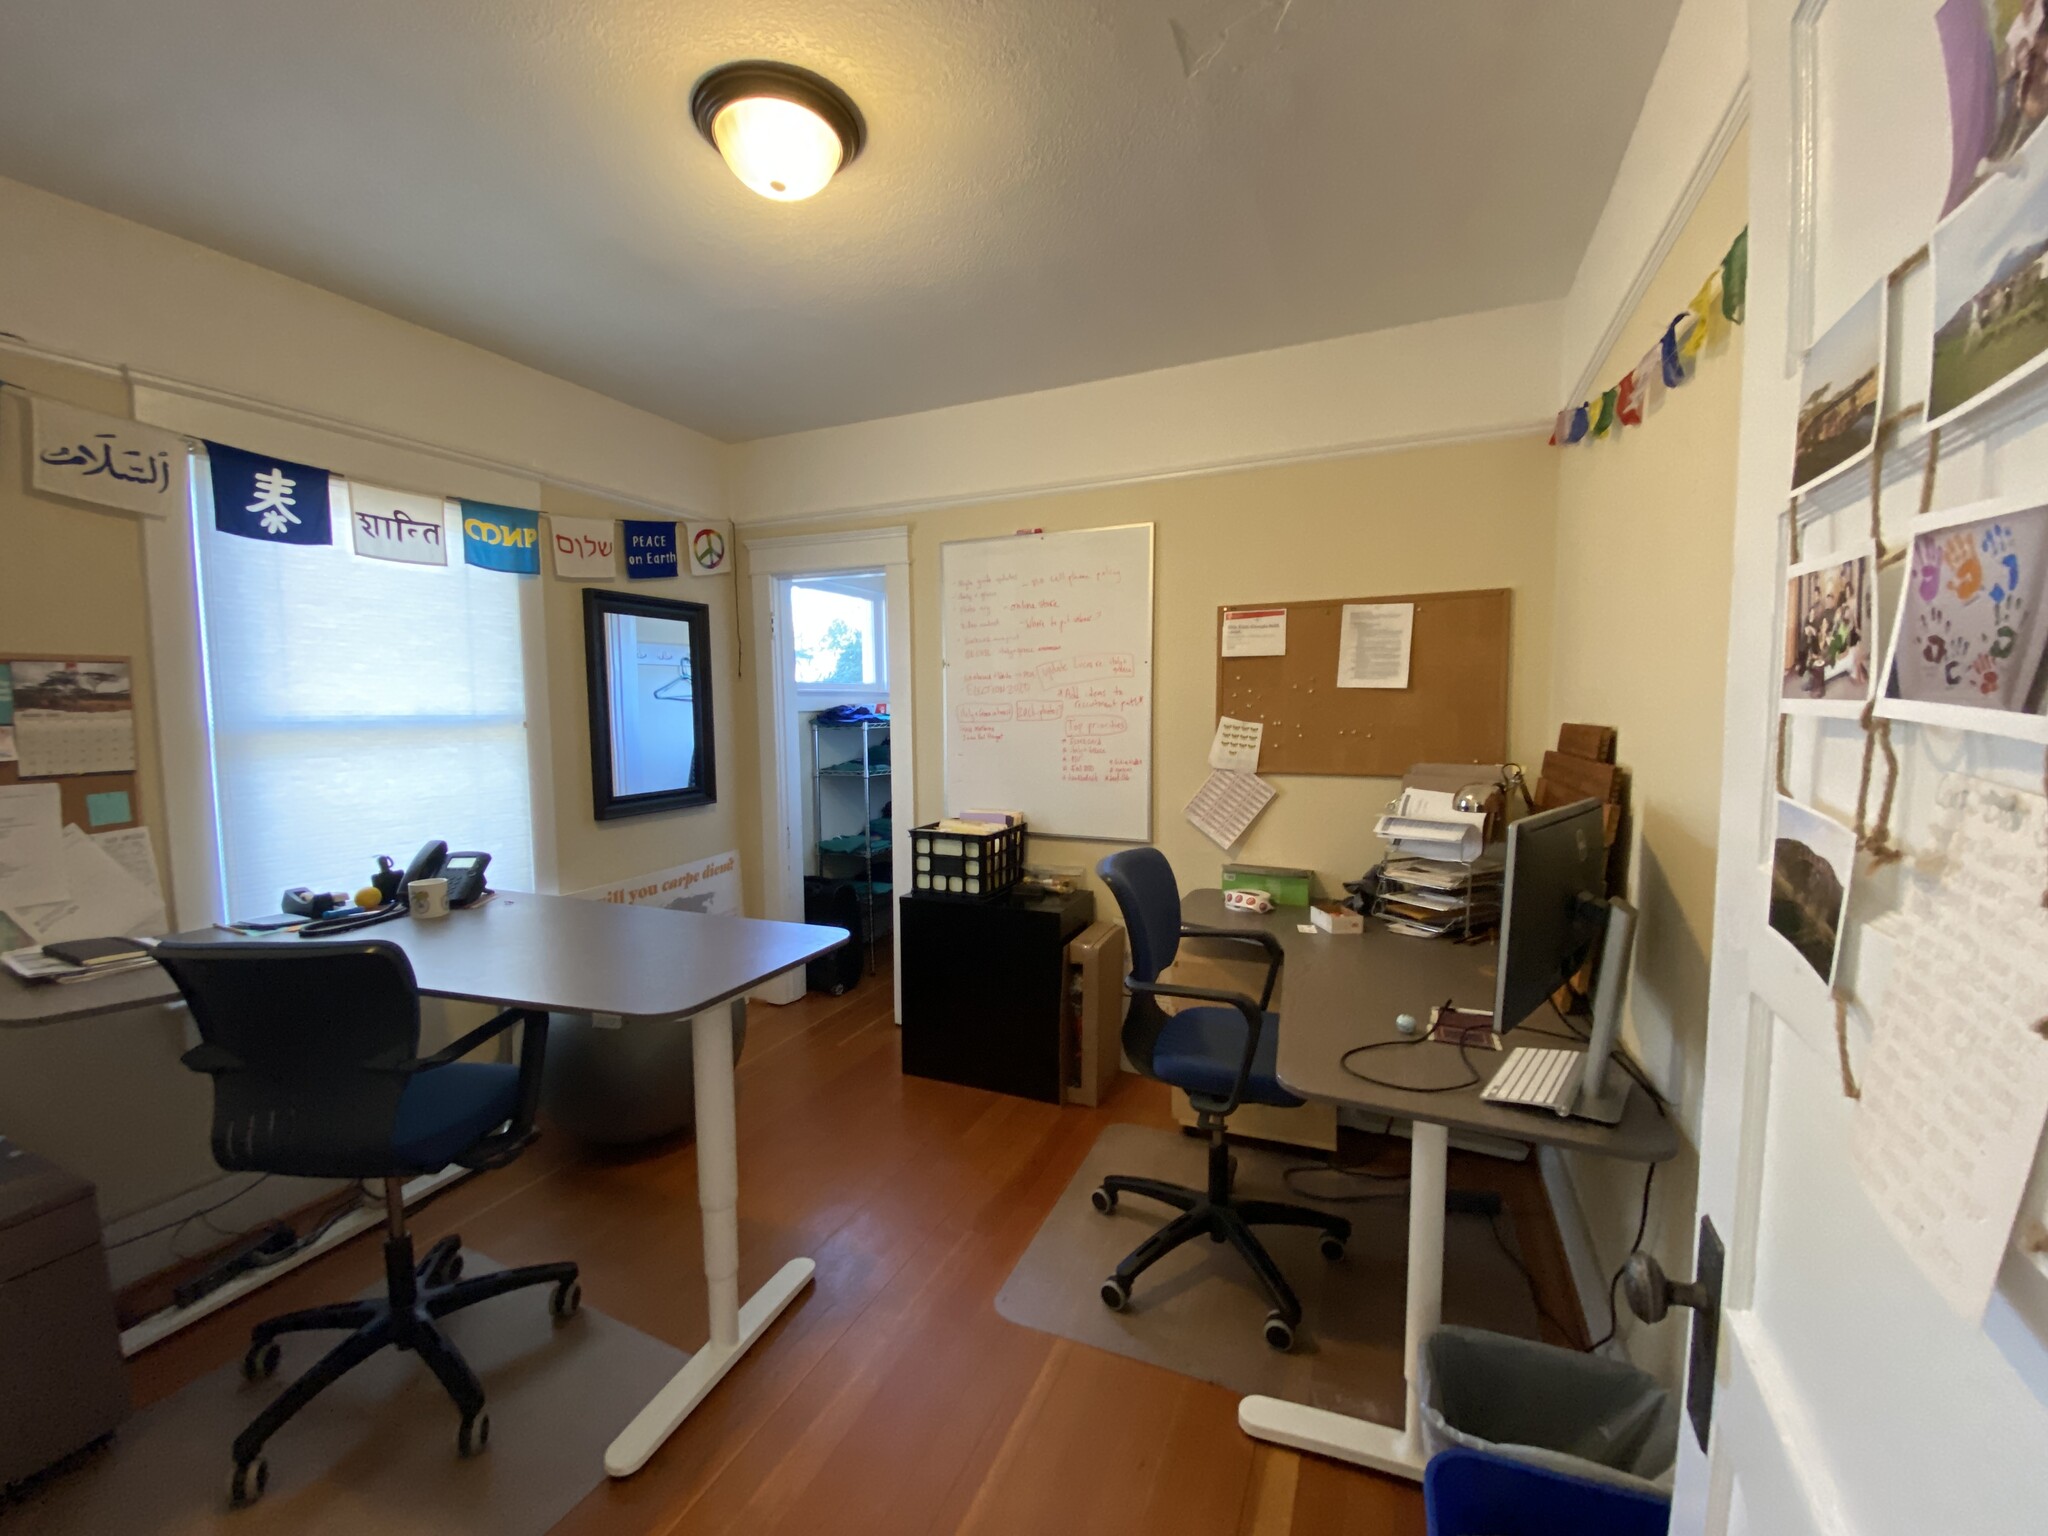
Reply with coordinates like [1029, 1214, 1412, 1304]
[747, 528, 913, 1015]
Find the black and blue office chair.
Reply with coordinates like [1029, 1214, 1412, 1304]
[154, 939, 581, 1509]
[1093, 848, 1350, 1350]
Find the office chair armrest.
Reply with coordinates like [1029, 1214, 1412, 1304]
[179, 1042, 244, 1074]
[1126, 978, 1266, 1113]
[411, 1006, 529, 1070]
[1177, 924, 1285, 1010]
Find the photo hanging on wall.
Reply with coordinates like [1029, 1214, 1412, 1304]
[1928, 118, 2048, 430]
[1791, 279, 1885, 493]
[1767, 795, 1857, 989]
[1875, 493, 2048, 744]
[1779, 544, 1879, 718]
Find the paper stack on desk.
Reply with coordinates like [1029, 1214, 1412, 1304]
[1373, 787, 1487, 863]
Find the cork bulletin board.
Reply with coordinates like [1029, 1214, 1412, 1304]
[1214, 588, 1511, 776]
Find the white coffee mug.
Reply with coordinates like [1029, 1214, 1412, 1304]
[1223, 888, 1274, 914]
[409, 876, 451, 919]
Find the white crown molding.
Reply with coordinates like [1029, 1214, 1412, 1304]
[744, 525, 910, 572]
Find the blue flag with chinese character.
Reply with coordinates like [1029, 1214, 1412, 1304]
[458, 500, 541, 574]
[205, 441, 333, 545]
[624, 519, 680, 580]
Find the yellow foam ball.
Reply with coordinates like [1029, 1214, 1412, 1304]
[354, 886, 384, 911]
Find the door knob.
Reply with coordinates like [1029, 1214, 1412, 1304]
[1621, 1252, 1714, 1324]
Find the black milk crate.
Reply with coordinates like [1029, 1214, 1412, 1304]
[909, 820, 1026, 900]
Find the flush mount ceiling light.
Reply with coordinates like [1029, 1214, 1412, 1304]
[690, 60, 865, 203]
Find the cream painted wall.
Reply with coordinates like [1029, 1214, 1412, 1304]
[0, 174, 724, 517]
[727, 301, 1562, 526]
[537, 483, 745, 897]
[734, 437, 1560, 907]
[1549, 126, 1749, 1384]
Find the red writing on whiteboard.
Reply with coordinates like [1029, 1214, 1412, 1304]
[957, 703, 1014, 724]
[1066, 715, 1127, 737]
[1014, 700, 1064, 721]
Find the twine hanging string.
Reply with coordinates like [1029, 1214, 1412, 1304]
[1830, 991, 1864, 1100]
[1776, 497, 1801, 798]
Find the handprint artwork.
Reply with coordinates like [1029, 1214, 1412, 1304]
[1885, 502, 2048, 720]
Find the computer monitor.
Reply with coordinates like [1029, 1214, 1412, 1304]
[1494, 799, 1607, 1031]
[1493, 797, 1637, 1124]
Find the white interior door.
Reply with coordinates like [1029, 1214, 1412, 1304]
[1689, 4, 2048, 1532]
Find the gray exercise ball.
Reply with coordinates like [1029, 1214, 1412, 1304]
[539, 1008, 748, 1146]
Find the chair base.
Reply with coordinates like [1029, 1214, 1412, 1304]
[228, 1218, 578, 1506]
[1093, 1118, 1349, 1350]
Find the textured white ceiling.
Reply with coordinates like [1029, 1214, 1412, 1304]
[0, 1, 1680, 441]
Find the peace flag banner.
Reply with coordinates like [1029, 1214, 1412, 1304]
[31, 398, 186, 518]
[1686, 273, 1724, 354]
[1567, 403, 1590, 443]
[1635, 347, 1665, 417]
[686, 519, 733, 577]
[1591, 387, 1618, 437]
[1549, 408, 1573, 446]
[206, 441, 333, 545]
[1721, 229, 1747, 322]
[348, 483, 448, 566]
[1615, 371, 1641, 427]
[459, 500, 541, 574]
[550, 515, 617, 579]
[623, 519, 680, 580]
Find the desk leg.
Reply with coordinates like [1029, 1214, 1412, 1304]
[1237, 1119, 1447, 1480]
[604, 998, 816, 1478]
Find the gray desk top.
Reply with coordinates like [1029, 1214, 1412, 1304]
[3, 893, 848, 1028]
[1180, 890, 1678, 1164]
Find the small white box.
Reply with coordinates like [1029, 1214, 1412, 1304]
[1310, 902, 1363, 934]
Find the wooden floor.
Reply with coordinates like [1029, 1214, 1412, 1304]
[127, 964, 1589, 1536]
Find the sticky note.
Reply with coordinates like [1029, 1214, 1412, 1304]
[86, 790, 132, 827]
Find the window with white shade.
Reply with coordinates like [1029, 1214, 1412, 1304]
[192, 466, 535, 921]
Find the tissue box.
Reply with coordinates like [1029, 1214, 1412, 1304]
[1310, 902, 1363, 934]
[1222, 864, 1313, 909]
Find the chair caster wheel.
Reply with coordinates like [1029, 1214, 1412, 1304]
[1319, 1234, 1346, 1261]
[549, 1278, 583, 1321]
[1263, 1313, 1296, 1352]
[421, 1240, 464, 1288]
[458, 1411, 491, 1458]
[241, 1341, 281, 1381]
[229, 1456, 268, 1508]
[1100, 1275, 1131, 1312]
[1090, 1186, 1116, 1214]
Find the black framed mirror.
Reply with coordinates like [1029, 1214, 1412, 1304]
[583, 588, 717, 819]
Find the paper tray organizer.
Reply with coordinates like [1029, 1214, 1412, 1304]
[1370, 764, 1506, 939]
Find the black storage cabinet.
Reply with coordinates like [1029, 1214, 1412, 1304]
[900, 888, 1095, 1102]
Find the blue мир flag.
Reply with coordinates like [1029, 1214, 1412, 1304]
[624, 519, 680, 580]
[205, 441, 333, 545]
[459, 500, 541, 574]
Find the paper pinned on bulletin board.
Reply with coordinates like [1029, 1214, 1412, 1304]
[0, 782, 68, 910]
[8, 659, 136, 778]
[6, 823, 165, 944]
[1208, 717, 1264, 773]
[1336, 602, 1415, 689]
[1852, 773, 2048, 1322]
[1221, 607, 1287, 657]
[1186, 770, 1276, 851]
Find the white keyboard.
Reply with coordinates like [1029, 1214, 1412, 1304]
[1482, 1046, 1582, 1116]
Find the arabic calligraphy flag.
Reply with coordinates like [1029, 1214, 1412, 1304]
[458, 500, 541, 574]
[686, 519, 733, 578]
[205, 441, 333, 545]
[31, 397, 187, 518]
[348, 483, 449, 566]
[549, 515, 617, 579]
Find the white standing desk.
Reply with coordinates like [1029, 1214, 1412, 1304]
[11, 892, 845, 1478]
[1176, 891, 1678, 1482]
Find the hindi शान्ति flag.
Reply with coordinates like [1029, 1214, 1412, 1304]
[206, 441, 334, 545]
[459, 500, 541, 574]
[348, 483, 449, 566]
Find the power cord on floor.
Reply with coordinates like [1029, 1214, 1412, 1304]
[106, 1175, 273, 1253]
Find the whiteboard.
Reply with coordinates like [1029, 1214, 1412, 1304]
[941, 524, 1154, 840]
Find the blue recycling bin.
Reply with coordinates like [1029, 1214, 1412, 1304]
[1424, 1448, 1672, 1536]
